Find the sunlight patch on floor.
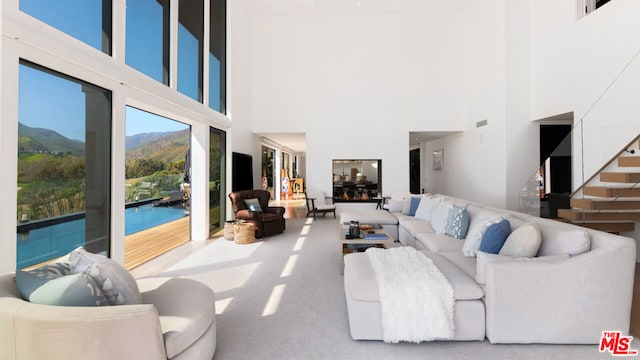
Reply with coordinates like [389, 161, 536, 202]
[262, 284, 286, 317]
[300, 224, 311, 235]
[215, 297, 233, 315]
[187, 262, 261, 293]
[293, 237, 306, 251]
[305, 217, 314, 225]
[280, 254, 298, 278]
[168, 240, 262, 271]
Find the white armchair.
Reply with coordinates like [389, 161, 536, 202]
[0, 274, 216, 360]
[305, 189, 336, 219]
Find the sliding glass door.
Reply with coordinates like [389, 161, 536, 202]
[124, 106, 191, 269]
[209, 128, 226, 236]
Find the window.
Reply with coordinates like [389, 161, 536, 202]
[178, 0, 204, 102]
[124, 0, 224, 108]
[209, 0, 226, 113]
[210, 128, 226, 235]
[262, 146, 276, 199]
[126, 0, 170, 84]
[20, 0, 112, 54]
[17, 61, 111, 269]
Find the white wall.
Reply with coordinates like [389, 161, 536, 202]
[428, 0, 640, 211]
[229, 0, 640, 215]
[0, 2, 13, 274]
[423, 0, 509, 209]
[505, 0, 536, 211]
[530, 0, 577, 121]
[243, 11, 469, 198]
[228, 0, 263, 191]
[235, 1, 537, 211]
[531, 0, 640, 187]
[530, 0, 640, 258]
[574, 0, 640, 185]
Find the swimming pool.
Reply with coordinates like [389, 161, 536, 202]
[124, 203, 187, 235]
[16, 204, 187, 269]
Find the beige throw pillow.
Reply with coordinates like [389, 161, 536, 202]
[499, 223, 542, 258]
[536, 225, 591, 256]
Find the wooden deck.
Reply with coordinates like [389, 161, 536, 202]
[124, 216, 191, 270]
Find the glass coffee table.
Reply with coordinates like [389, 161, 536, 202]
[339, 223, 394, 274]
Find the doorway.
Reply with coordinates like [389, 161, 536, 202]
[410, 148, 421, 194]
[262, 146, 276, 199]
[540, 124, 572, 218]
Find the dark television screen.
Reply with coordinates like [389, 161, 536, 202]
[232, 152, 254, 191]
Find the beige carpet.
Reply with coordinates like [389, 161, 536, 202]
[145, 217, 635, 360]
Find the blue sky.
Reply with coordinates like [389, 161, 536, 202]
[19, 64, 188, 141]
[19, 64, 87, 141]
[20, 0, 102, 50]
[19, 0, 195, 140]
[126, 107, 189, 136]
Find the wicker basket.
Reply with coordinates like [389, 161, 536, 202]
[223, 221, 235, 241]
[234, 223, 256, 244]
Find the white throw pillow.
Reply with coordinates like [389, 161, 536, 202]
[461, 216, 504, 257]
[414, 196, 442, 221]
[475, 251, 570, 284]
[431, 201, 454, 234]
[499, 223, 542, 257]
[387, 199, 404, 213]
[536, 225, 591, 256]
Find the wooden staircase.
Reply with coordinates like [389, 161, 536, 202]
[557, 136, 640, 233]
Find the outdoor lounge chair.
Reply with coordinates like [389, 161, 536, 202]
[152, 191, 186, 207]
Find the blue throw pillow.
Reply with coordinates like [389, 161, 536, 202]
[479, 219, 511, 254]
[16, 264, 108, 306]
[244, 198, 263, 212]
[408, 197, 421, 216]
[445, 205, 470, 239]
[15, 263, 71, 300]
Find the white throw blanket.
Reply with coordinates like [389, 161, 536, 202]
[366, 247, 455, 343]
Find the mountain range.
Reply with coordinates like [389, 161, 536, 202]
[18, 123, 189, 163]
[18, 123, 85, 156]
[125, 128, 190, 163]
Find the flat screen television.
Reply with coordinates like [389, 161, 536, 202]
[232, 152, 254, 191]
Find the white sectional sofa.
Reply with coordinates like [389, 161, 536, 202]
[343, 194, 636, 344]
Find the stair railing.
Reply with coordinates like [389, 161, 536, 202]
[518, 39, 640, 224]
[571, 134, 640, 200]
